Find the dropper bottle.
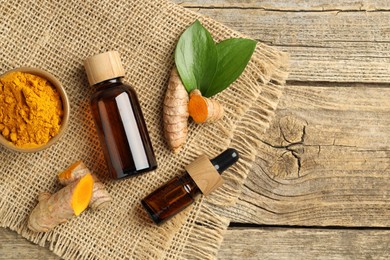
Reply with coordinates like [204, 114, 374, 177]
[141, 148, 239, 224]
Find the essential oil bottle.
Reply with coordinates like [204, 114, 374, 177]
[84, 51, 157, 179]
[141, 148, 239, 224]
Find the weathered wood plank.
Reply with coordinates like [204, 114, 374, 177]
[0, 228, 60, 259]
[172, 1, 390, 83]
[4, 226, 390, 260]
[219, 84, 390, 226]
[174, 0, 390, 11]
[218, 227, 390, 260]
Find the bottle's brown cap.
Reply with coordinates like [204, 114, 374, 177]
[83, 51, 125, 86]
[185, 154, 224, 196]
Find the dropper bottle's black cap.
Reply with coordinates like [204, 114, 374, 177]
[210, 148, 239, 174]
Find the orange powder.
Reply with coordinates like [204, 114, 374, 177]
[0, 72, 63, 147]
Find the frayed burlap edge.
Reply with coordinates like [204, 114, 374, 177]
[180, 73, 287, 260]
[161, 7, 289, 257]
[166, 44, 289, 258]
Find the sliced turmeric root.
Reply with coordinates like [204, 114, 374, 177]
[27, 173, 94, 232]
[71, 173, 94, 216]
[58, 161, 112, 210]
[188, 89, 224, 123]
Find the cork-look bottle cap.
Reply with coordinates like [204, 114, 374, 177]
[185, 154, 224, 196]
[83, 51, 125, 86]
[185, 149, 239, 196]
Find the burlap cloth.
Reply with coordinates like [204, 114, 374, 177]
[0, 0, 288, 259]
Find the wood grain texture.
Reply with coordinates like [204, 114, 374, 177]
[0, 228, 59, 260]
[175, 0, 390, 11]
[172, 1, 390, 83]
[218, 227, 390, 260]
[219, 84, 390, 226]
[174, 0, 390, 12]
[4, 226, 390, 260]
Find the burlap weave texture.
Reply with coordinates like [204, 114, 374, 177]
[0, 0, 288, 259]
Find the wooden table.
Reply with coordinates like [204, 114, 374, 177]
[2, 0, 390, 259]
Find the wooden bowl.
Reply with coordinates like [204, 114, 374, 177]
[0, 67, 70, 153]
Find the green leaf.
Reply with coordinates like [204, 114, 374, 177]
[204, 38, 257, 97]
[174, 20, 218, 94]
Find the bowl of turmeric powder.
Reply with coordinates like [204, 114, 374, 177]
[0, 67, 70, 152]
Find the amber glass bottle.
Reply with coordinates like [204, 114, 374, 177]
[142, 148, 239, 224]
[84, 51, 157, 179]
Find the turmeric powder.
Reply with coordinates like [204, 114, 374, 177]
[0, 71, 63, 148]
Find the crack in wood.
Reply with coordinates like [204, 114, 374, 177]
[228, 223, 390, 230]
[286, 81, 390, 88]
[182, 5, 390, 13]
[260, 117, 307, 177]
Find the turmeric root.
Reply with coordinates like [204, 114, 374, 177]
[58, 161, 112, 210]
[188, 89, 224, 123]
[163, 67, 189, 154]
[27, 173, 94, 232]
